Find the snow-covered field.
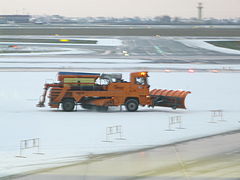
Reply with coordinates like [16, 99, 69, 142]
[0, 36, 240, 177]
[0, 71, 240, 177]
[177, 38, 240, 54]
[0, 36, 122, 47]
[0, 37, 122, 56]
[1, 57, 240, 71]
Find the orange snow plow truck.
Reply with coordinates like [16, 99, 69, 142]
[37, 72, 190, 112]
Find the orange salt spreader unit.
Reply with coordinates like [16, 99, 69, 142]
[37, 71, 190, 112]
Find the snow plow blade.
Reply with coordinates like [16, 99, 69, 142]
[150, 89, 191, 109]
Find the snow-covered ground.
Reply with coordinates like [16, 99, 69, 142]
[0, 35, 240, 177]
[177, 38, 240, 55]
[0, 57, 146, 64]
[1, 57, 240, 71]
[0, 37, 122, 56]
[0, 36, 122, 47]
[0, 71, 240, 177]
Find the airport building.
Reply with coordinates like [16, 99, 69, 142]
[0, 15, 31, 23]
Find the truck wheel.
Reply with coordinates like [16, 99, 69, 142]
[62, 99, 75, 112]
[125, 99, 139, 112]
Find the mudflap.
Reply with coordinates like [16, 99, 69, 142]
[150, 89, 191, 109]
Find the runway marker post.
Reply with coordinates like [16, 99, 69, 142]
[16, 138, 44, 158]
[103, 125, 126, 142]
[209, 110, 225, 123]
[166, 116, 184, 131]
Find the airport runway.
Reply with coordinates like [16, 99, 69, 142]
[1, 36, 240, 68]
[12, 130, 240, 180]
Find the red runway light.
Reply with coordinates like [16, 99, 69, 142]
[164, 69, 171, 72]
[211, 70, 219, 73]
[9, 45, 18, 48]
[188, 69, 195, 73]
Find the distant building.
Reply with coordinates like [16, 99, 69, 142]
[0, 15, 31, 23]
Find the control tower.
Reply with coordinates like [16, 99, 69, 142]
[197, 2, 203, 20]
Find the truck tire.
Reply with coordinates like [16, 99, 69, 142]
[125, 99, 139, 112]
[62, 99, 75, 112]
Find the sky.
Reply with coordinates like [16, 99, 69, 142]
[1, 0, 240, 19]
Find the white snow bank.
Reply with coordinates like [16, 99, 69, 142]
[0, 47, 92, 56]
[0, 37, 122, 47]
[178, 39, 240, 55]
[76, 38, 122, 46]
[0, 57, 239, 71]
[0, 57, 146, 63]
[0, 36, 122, 56]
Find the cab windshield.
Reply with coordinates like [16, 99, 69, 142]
[135, 77, 148, 85]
